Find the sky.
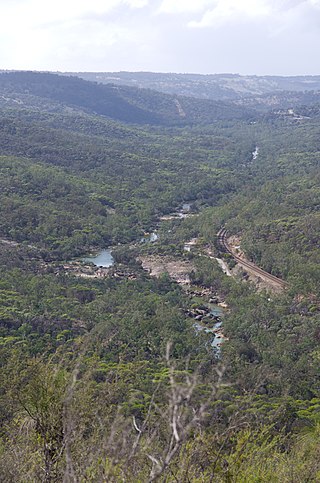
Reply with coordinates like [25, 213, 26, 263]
[0, 0, 320, 75]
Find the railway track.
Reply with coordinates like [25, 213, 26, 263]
[217, 228, 289, 290]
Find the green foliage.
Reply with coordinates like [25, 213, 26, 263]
[1, 71, 320, 480]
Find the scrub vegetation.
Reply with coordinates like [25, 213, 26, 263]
[0, 71, 320, 482]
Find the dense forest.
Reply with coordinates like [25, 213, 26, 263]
[0, 71, 320, 482]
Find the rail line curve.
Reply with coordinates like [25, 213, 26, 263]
[217, 228, 289, 290]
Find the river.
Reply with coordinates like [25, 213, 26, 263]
[81, 232, 159, 268]
[252, 146, 259, 160]
[141, 232, 159, 243]
[82, 249, 114, 268]
[193, 304, 225, 354]
[79, 202, 226, 354]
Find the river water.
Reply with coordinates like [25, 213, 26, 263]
[80, 202, 226, 354]
[194, 320, 224, 353]
[82, 249, 114, 268]
[81, 230, 160, 268]
[182, 203, 191, 212]
[252, 146, 259, 160]
[141, 232, 159, 243]
[194, 304, 225, 354]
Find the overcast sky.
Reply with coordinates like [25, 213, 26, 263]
[0, 0, 320, 75]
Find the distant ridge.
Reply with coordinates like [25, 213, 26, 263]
[62, 71, 320, 100]
[0, 71, 254, 126]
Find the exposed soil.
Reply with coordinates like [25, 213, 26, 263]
[139, 255, 194, 285]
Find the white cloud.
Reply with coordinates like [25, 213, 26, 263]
[0, 0, 320, 73]
[158, 0, 320, 29]
[158, 0, 214, 14]
[1, 0, 149, 30]
[126, 0, 149, 7]
[188, 0, 271, 28]
[0, 0, 151, 70]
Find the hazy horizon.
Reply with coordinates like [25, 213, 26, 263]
[2, 69, 320, 78]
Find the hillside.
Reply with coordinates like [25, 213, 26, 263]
[66, 70, 320, 100]
[0, 71, 254, 126]
[0, 71, 320, 481]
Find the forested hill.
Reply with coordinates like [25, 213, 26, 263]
[1, 70, 320, 481]
[66, 70, 320, 100]
[0, 71, 256, 258]
[0, 71, 254, 126]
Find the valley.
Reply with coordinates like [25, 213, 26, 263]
[0, 70, 319, 482]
